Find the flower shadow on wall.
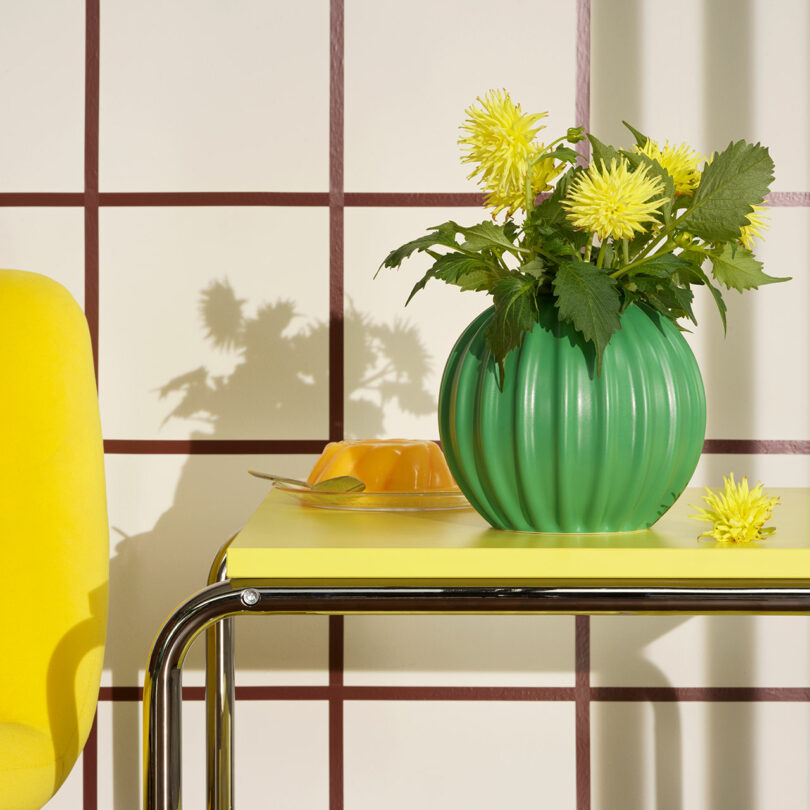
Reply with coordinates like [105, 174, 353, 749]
[155, 279, 435, 439]
[106, 279, 438, 809]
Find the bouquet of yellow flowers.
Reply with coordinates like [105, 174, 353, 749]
[379, 90, 788, 382]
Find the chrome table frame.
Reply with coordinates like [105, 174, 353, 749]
[143, 542, 810, 810]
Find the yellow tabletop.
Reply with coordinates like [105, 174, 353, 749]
[227, 488, 810, 585]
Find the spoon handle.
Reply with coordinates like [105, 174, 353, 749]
[248, 470, 312, 488]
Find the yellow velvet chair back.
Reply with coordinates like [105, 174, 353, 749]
[0, 269, 109, 809]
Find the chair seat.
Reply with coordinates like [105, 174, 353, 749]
[0, 722, 65, 810]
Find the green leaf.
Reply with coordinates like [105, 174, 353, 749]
[378, 221, 459, 272]
[405, 252, 495, 304]
[484, 275, 539, 387]
[629, 252, 693, 279]
[458, 220, 522, 254]
[631, 276, 697, 325]
[528, 166, 582, 226]
[586, 134, 623, 169]
[518, 258, 546, 279]
[622, 121, 650, 149]
[678, 261, 728, 333]
[503, 219, 520, 242]
[434, 253, 497, 292]
[679, 140, 774, 243]
[708, 243, 790, 292]
[552, 260, 621, 374]
[536, 145, 580, 165]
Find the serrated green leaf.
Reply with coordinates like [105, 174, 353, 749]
[552, 260, 621, 374]
[459, 220, 522, 254]
[587, 134, 623, 169]
[378, 221, 460, 272]
[434, 253, 496, 292]
[405, 252, 495, 304]
[485, 275, 539, 387]
[708, 243, 790, 292]
[622, 121, 650, 148]
[680, 140, 774, 243]
[519, 258, 546, 279]
[503, 219, 519, 242]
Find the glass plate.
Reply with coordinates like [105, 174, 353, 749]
[273, 482, 472, 511]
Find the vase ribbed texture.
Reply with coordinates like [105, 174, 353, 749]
[439, 298, 706, 533]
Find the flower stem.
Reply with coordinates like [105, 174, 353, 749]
[596, 241, 607, 269]
[610, 241, 677, 278]
[622, 239, 630, 266]
[583, 234, 594, 262]
[524, 165, 533, 213]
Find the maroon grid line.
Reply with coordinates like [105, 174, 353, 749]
[703, 439, 810, 454]
[3, 191, 809, 208]
[575, 0, 591, 163]
[767, 191, 810, 206]
[574, 4, 592, 797]
[329, 0, 345, 444]
[2, 191, 810, 207]
[83, 4, 100, 803]
[592, 686, 810, 701]
[85, 0, 100, 380]
[575, 616, 591, 810]
[102, 438, 328, 455]
[82, 711, 98, 810]
[329, 615, 345, 810]
[100, 438, 810, 455]
[344, 192, 484, 207]
[0, 193, 86, 206]
[99, 191, 330, 206]
[96, 684, 810, 704]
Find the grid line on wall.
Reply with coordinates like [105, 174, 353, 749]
[82, 714, 98, 810]
[97, 683, 810, 704]
[329, 0, 345, 445]
[100, 438, 810, 455]
[2, 190, 807, 208]
[84, 0, 100, 379]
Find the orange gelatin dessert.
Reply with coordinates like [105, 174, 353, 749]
[307, 439, 459, 493]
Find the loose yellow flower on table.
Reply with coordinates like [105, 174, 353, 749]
[690, 473, 781, 543]
[562, 158, 667, 241]
[458, 89, 562, 217]
[634, 139, 702, 196]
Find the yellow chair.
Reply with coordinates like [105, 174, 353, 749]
[0, 269, 108, 809]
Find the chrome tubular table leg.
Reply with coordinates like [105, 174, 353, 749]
[206, 542, 235, 810]
[145, 583, 810, 810]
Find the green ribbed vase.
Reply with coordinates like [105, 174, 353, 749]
[439, 297, 706, 533]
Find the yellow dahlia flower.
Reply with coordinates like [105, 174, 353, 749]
[635, 139, 702, 196]
[562, 158, 667, 241]
[690, 473, 780, 543]
[459, 89, 560, 217]
[740, 202, 770, 250]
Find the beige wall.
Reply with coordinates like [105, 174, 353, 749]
[1, 0, 809, 807]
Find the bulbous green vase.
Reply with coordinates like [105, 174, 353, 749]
[438, 297, 706, 533]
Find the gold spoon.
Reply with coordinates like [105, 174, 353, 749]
[248, 470, 366, 493]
